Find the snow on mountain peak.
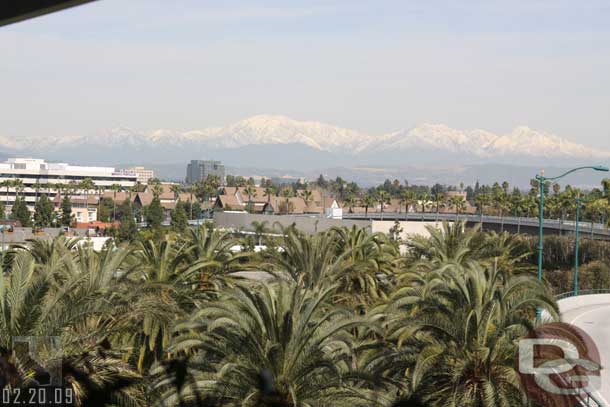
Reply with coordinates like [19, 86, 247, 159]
[2, 115, 608, 162]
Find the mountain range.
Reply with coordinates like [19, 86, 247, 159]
[2, 115, 609, 166]
[1, 115, 609, 186]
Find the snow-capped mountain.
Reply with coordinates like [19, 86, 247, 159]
[2, 115, 608, 167]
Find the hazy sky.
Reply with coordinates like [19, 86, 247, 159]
[2, 0, 610, 148]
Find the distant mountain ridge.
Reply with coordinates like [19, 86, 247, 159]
[1, 115, 608, 167]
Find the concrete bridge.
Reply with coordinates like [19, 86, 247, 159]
[343, 212, 610, 240]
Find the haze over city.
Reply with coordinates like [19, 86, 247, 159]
[2, 0, 610, 152]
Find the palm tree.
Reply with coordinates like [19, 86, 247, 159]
[32, 181, 42, 204]
[374, 262, 559, 407]
[280, 188, 293, 214]
[12, 179, 24, 199]
[431, 191, 445, 222]
[407, 221, 483, 271]
[400, 190, 416, 215]
[79, 177, 96, 213]
[243, 185, 257, 212]
[417, 192, 429, 213]
[448, 195, 466, 221]
[165, 281, 369, 407]
[300, 189, 313, 207]
[250, 220, 269, 246]
[178, 224, 251, 294]
[124, 237, 191, 372]
[362, 194, 376, 219]
[0, 249, 142, 405]
[343, 193, 357, 213]
[330, 225, 398, 307]
[376, 190, 391, 219]
[110, 183, 123, 221]
[151, 182, 163, 199]
[264, 226, 341, 288]
[188, 184, 197, 219]
[170, 184, 181, 201]
[263, 185, 274, 203]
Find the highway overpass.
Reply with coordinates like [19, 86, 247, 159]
[343, 212, 610, 239]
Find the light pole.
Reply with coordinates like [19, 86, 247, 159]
[574, 196, 582, 296]
[535, 166, 609, 307]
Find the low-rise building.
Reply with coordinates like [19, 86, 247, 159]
[125, 166, 154, 184]
[214, 187, 333, 216]
[0, 158, 136, 211]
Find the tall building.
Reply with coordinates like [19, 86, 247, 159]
[126, 166, 154, 184]
[186, 160, 225, 184]
[0, 158, 137, 210]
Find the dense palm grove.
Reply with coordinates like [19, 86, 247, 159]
[0, 220, 566, 407]
[232, 175, 610, 225]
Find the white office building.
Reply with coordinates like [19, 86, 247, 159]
[126, 166, 154, 184]
[0, 158, 137, 210]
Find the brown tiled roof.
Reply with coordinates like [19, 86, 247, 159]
[52, 193, 99, 205]
[135, 192, 154, 206]
[221, 187, 271, 204]
[215, 195, 243, 210]
[177, 192, 195, 202]
[102, 191, 134, 203]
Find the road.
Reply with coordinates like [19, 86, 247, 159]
[342, 212, 610, 239]
[559, 294, 610, 405]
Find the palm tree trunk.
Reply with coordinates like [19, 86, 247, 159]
[500, 209, 504, 232]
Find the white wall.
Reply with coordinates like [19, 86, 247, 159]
[371, 220, 448, 240]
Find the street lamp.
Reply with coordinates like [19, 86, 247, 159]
[573, 196, 583, 296]
[535, 166, 609, 306]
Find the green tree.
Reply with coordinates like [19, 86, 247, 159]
[11, 196, 31, 226]
[119, 215, 137, 242]
[145, 196, 165, 229]
[362, 194, 376, 218]
[374, 262, 558, 407]
[60, 195, 73, 227]
[400, 189, 416, 214]
[0, 202, 4, 219]
[79, 177, 96, 211]
[448, 195, 466, 220]
[250, 220, 269, 246]
[97, 197, 114, 222]
[110, 183, 123, 221]
[188, 184, 197, 219]
[243, 184, 257, 212]
[170, 183, 181, 200]
[33, 193, 55, 228]
[167, 281, 369, 407]
[170, 201, 188, 232]
[376, 190, 391, 216]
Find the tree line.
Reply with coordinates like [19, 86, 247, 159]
[0, 221, 571, 406]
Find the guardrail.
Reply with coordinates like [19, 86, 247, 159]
[580, 392, 605, 407]
[343, 212, 610, 237]
[555, 289, 610, 301]
[554, 289, 608, 406]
